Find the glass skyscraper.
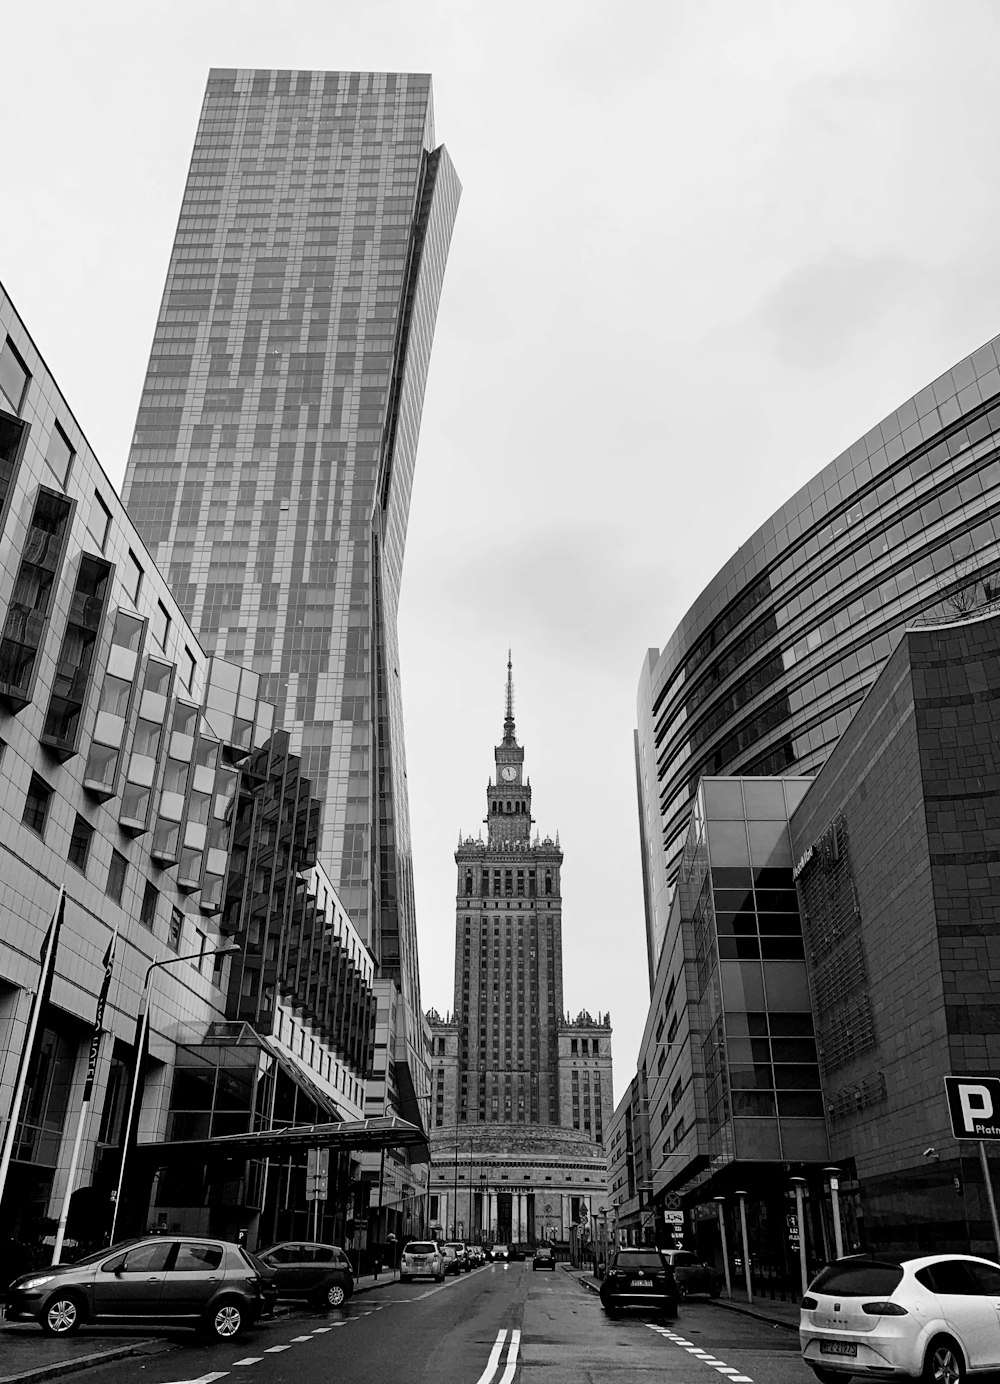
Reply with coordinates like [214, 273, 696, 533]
[122, 69, 461, 1033]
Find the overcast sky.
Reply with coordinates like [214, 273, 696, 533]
[4, 0, 1000, 1103]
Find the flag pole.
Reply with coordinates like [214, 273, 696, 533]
[52, 924, 119, 1264]
[0, 887, 65, 1212]
[51, 1100, 89, 1264]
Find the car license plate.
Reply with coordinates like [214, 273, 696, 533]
[821, 1342, 857, 1357]
[633, 1278, 653, 1288]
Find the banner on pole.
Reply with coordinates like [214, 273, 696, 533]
[82, 930, 117, 1103]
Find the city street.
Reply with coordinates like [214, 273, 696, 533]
[3, 1263, 814, 1384]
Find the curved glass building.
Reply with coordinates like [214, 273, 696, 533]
[637, 333, 1000, 980]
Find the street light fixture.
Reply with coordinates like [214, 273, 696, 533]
[109, 941, 241, 1243]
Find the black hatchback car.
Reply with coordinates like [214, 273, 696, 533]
[600, 1248, 678, 1319]
[255, 1242, 354, 1309]
[4, 1236, 265, 1339]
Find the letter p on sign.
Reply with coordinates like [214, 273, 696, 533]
[945, 1076, 1000, 1139]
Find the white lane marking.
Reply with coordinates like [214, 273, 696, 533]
[498, 1327, 521, 1384]
[231, 1359, 262, 1367]
[311, 1327, 332, 1333]
[289, 1335, 313, 1342]
[645, 1323, 754, 1383]
[263, 1345, 290, 1353]
[474, 1329, 508, 1384]
[157, 1374, 229, 1384]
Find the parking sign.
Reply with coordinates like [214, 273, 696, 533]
[945, 1076, 1000, 1140]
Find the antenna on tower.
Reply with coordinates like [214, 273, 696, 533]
[503, 649, 517, 746]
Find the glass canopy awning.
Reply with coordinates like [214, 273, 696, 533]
[134, 1113, 426, 1162]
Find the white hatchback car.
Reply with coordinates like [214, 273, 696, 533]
[800, 1252, 1000, 1382]
[399, 1241, 445, 1283]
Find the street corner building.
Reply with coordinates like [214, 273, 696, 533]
[119, 71, 461, 1243]
[425, 659, 614, 1258]
[0, 284, 379, 1277]
[621, 329, 1000, 1280]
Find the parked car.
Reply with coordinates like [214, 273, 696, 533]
[800, 1251, 1000, 1382]
[599, 1248, 678, 1320]
[441, 1241, 471, 1274]
[490, 1243, 510, 1261]
[661, 1249, 722, 1299]
[532, 1245, 556, 1272]
[399, 1241, 445, 1283]
[4, 1235, 266, 1339]
[255, 1241, 354, 1309]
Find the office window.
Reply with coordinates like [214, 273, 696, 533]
[139, 880, 159, 930]
[168, 907, 183, 951]
[68, 813, 94, 872]
[45, 422, 75, 488]
[125, 550, 144, 604]
[106, 849, 128, 904]
[22, 773, 52, 836]
[151, 600, 171, 651]
[0, 337, 29, 412]
[92, 492, 112, 552]
[184, 646, 197, 692]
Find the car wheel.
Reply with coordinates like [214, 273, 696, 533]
[400, 1274, 410, 1284]
[709, 1283, 722, 1299]
[808, 1369, 849, 1384]
[322, 1282, 347, 1308]
[923, 1337, 966, 1384]
[604, 1305, 619, 1318]
[676, 1282, 689, 1300]
[435, 1271, 445, 1282]
[39, 1295, 84, 1336]
[205, 1298, 245, 1341]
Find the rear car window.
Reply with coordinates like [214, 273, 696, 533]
[811, 1260, 904, 1296]
[614, 1251, 665, 1270]
[406, 1242, 437, 1254]
[916, 1262, 981, 1295]
[173, 1243, 224, 1272]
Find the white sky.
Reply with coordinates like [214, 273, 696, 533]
[4, 0, 1000, 1103]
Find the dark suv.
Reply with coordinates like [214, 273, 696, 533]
[599, 1248, 678, 1319]
[255, 1242, 354, 1309]
[5, 1236, 265, 1339]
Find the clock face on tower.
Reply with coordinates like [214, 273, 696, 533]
[501, 766, 517, 782]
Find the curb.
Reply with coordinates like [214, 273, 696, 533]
[0, 1338, 160, 1384]
[707, 1297, 800, 1333]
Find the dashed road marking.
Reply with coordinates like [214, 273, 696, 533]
[230, 1359, 262, 1367]
[289, 1335, 313, 1342]
[263, 1345, 290, 1353]
[311, 1327, 332, 1333]
[647, 1324, 754, 1383]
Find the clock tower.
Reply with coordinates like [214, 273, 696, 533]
[487, 654, 530, 845]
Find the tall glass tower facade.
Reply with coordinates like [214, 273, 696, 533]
[122, 70, 461, 1032]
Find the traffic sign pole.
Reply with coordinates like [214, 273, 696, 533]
[979, 1141, 1000, 1262]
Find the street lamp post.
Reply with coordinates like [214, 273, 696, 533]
[713, 1196, 732, 1299]
[790, 1176, 809, 1296]
[734, 1190, 752, 1303]
[109, 942, 239, 1244]
[824, 1166, 844, 1260]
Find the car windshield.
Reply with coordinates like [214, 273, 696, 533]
[810, 1260, 904, 1297]
[406, 1243, 437, 1254]
[614, 1251, 664, 1270]
[65, 1238, 145, 1268]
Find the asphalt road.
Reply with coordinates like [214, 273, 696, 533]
[37, 1263, 815, 1384]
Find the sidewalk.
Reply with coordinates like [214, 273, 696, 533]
[570, 1267, 801, 1332]
[0, 1272, 400, 1384]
